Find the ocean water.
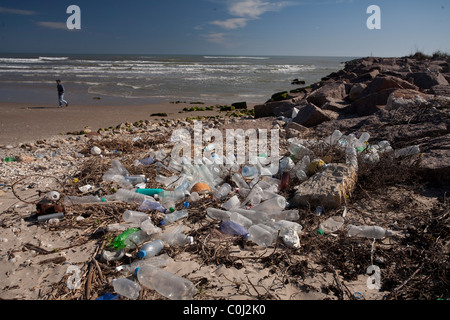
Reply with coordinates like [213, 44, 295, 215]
[0, 54, 356, 105]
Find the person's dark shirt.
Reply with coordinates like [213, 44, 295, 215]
[57, 84, 65, 95]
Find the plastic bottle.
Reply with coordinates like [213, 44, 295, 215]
[346, 225, 393, 239]
[124, 229, 153, 249]
[113, 189, 155, 204]
[394, 145, 420, 158]
[279, 171, 290, 191]
[213, 183, 232, 200]
[140, 219, 162, 235]
[138, 239, 164, 259]
[219, 220, 249, 237]
[241, 165, 259, 178]
[250, 196, 286, 213]
[135, 265, 197, 300]
[37, 212, 64, 223]
[123, 210, 149, 224]
[206, 207, 231, 221]
[268, 209, 300, 221]
[232, 173, 249, 190]
[159, 210, 188, 226]
[154, 231, 194, 246]
[125, 175, 148, 185]
[156, 175, 179, 187]
[324, 130, 343, 145]
[4, 157, 17, 163]
[63, 195, 104, 206]
[221, 195, 240, 211]
[111, 278, 141, 300]
[139, 199, 167, 213]
[113, 228, 143, 249]
[136, 188, 164, 196]
[231, 208, 270, 225]
[318, 216, 345, 234]
[229, 211, 253, 229]
[241, 185, 263, 207]
[116, 254, 172, 274]
[248, 224, 274, 247]
[134, 156, 154, 166]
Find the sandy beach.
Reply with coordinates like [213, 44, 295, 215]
[0, 100, 232, 146]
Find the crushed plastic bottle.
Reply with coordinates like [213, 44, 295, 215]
[135, 265, 196, 300]
[221, 195, 240, 211]
[318, 216, 345, 234]
[123, 210, 149, 224]
[139, 199, 167, 213]
[111, 278, 141, 300]
[248, 224, 274, 247]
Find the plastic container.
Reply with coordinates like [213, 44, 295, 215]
[123, 210, 149, 224]
[156, 175, 179, 187]
[221, 195, 240, 211]
[319, 216, 345, 234]
[139, 199, 167, 213]
[135, 156, 154, 166]
[250, 196, 286, 213]
[346, 225, 392, 239]
[111, 278, 141, 300]
[154, 231, 194, 246]
[213, 183, 232, 200]
[138, 239, 164, 259]
[135, 265, 196, 300]
[241, 165, 259, 178]
[219, 220, 249, 237]
[232, 173, 249, 190]
[268, 209, 300, 221]
[231, 208, 270, 225]
[140, 219, 162, 234]
[116, 254, 171, 274]
[113, 189, 155, 204]
[125, 175, 148, 185]
[206, 207, 231, 221]
[229, 211, 253, 229]
[159, 210, 188, 226]
[113, 228, 143, 249]
[394, 145, 420, 158]
[136, 188, 164, 196]
[248, 224, 274, 247]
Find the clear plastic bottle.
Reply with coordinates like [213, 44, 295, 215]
[123, 210, 149, 224]
[319, 216, 345, 234]
[111, 278, 141, 300]
[229, 211, 253, 229]
[232, 173, 249, 190]
[116, 253, 172, 274]
[241, 165, 259, 178]
[135, 265, 197, 300]
[63, 195, 103, 206]
[138, 239, 164, 259]
[248, 224, 274, 247]
[346, 225, 392, 239]
[159, 210, 188, 226]
[231, 208, 270, 225]
[221, 195, 240, 211]
[154, 231, 194, 246]
[268, 209, 300, 222]
[394, 145, 420, 158]
[213, 183, 232, 200]
[113, 189, 155, 205]
[206, 207, 231, 221]
[241, 185, 263, 207]
[250, 196, 286, 213]
[125, 175, 148, 185]
[140, 219, 162, 234]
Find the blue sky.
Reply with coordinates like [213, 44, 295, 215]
[0, 0, 449, 57]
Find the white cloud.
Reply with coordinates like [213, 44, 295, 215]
[0, 6, 37, 15]
[228, 0, 288, 19]
[35, 21, 67, 30]
[210, 18, 249, 29]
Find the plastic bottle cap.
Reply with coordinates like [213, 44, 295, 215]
[138, 250, 146, 258]
[134, 267, 141, 275]
[317, 229, 324, 235]
[169, 207, 175, 213]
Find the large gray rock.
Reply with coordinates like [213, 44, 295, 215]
[349, 88, 397, 116]
[364, 75, 418, 95]
[406, 72, 449, 90]
[292, 103, 338, 127]
[293, 163, 358, 209]
[254, 100, 295, 118]
[306, 82, 347, 108]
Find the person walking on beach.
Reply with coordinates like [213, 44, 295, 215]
[56, 79, 69, 108]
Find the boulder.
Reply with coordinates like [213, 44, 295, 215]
[349, 88, 397, 116]
[306, 82, 347, 108]
[406, 72, 449, 90]
[321, 98, 351, 113]
[292, 103, 338, 127]
[285, 122, 311, 139]
[254, 100, 295, 118]
[349, 83, 367, 102]
[364, 75, 418, 95]
[431, 84, 450, 97]
[386, 88, 450, 111]
[293, 163, 358, 209]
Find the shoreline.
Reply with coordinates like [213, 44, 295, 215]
[0, 100, 253, 146]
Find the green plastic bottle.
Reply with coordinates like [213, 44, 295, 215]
[113, 227, 141, 249]
[136, 188, 164, 196]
